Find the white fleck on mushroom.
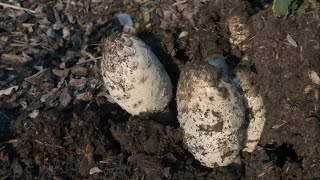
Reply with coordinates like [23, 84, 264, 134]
[177, 58, 266, 167]
[100, 14, 173, 116]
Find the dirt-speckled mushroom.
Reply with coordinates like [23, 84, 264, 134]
[100, 31, 173, 116]
[178, 57, 267, 167]
[227, 15, 250, 46]
[233, 68, 266, 152]
[176, 61, 246, 167]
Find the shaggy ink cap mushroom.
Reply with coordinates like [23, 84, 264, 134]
[177, 55, 267, 168]
[100, 13, 173, 116]
[177, 61, 246, 167]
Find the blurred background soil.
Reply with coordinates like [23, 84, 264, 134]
[0, 0, 319, 179]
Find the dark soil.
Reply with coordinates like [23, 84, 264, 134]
[1, 0, 320, 179]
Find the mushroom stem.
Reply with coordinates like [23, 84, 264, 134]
[235, 69, 266, 152]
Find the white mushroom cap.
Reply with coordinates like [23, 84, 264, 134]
[100, 32, 173, 116]
[177, 61, 245, 167]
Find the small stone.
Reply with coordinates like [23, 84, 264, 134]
[20, 101, 28, 109]
[40, 94, 50, 103]
[41, 94, 57, 107]
[89, 167, 102, 175]
[59, 87, 72, 107]
[163, 167, 171, 178]
[76, 92, 93, 101]
[46, 27, 57, 38]
[91, 0, 102, 3]
[17, 13, 30, 23]
[69, 77, 87, 90]
[52, 69, 70, 78]
[71, 66, 88, 76]
[59, 62, 66, 69]
[62, 27, 70, 39]
[134, 22, 140, 29]
[29, 110, 39, 119]
[146, 23, 152, 29]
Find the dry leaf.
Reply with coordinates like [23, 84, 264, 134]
[89, 166, 102, 175]
[178, 31, 188, 38]
[0, 86, 19, 96]
[29, 110, 39, 119]
[304, 85, 313, 94]
[79, 144, 95, 177]
[271, 122, 286, 129]
[76, 92, 93, 101]
[286, 34, 298, 48]
[308, 70, 320, 85]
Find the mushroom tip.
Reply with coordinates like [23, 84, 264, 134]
[115, 13, 133, 26]
[207, 55, 229, 74]
[115, 13, 136, 34]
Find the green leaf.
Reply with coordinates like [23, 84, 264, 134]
[296, 6, 306, 15]
[306, 0, 317, 4]
[272, 0, 294, 17]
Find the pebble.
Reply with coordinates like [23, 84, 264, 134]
[59, 87, 72, 107]
[71, 66, 88, 77]
[69, 77, 87, 90]
[52, 69, 70, 78]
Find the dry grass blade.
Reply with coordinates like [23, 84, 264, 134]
[77, 56, 101, 65]
[34, 140, 63, 149]
[0, 139, 19, 150]
[1, 54, 25, 63]
[0, 2, 36, 14]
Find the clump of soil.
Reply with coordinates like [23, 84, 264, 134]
[0, 0, 319, 179]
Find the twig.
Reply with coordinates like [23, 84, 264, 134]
[24, 69, 47, 83]
[34, 140, 63, 149]
[1, 54, 25, 63]
[0, 139, 19, 150]
[77, 56, 101, 65]
[88, 43, 103, 46]
[0, 111, 10, 121]
[0, 2, 36, 14]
